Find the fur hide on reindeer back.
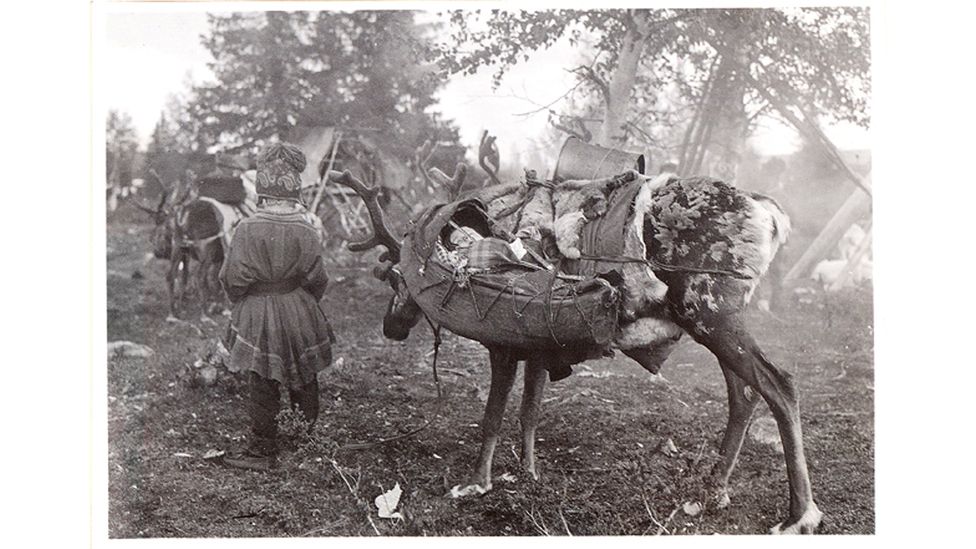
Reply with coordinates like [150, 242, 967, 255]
[645, 177, 791, 328]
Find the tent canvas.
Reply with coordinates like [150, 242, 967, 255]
[289, 126, 338, 188]
[289, 125, 412, 191]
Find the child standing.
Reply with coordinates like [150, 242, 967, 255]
[218, 142, 334, 471]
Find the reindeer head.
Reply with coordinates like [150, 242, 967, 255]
[380, 266, 424, 341]
[328, 170, 423, 340]
[132, 188, 176, 259]
[132, 171, 198, 259]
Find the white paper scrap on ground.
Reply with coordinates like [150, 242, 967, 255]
[375, 483, 404, 519]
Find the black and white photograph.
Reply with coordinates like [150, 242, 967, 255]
[95, 0, 880, 538]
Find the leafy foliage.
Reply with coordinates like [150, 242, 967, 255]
[437, 8, 870, 168]
[189, 11, 461, 160]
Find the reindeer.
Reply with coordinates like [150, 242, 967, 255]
[331, 163, 823, 535]
[132, 174, 229, 319]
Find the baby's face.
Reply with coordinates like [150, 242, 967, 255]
[450, 227, 480, 248]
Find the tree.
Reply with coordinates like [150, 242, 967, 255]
[439, 8, 870, 177]
[106, 109, 140, 191]
[145, 112, 179, 160]
[141, 109, 204, 191]
[189, 10, 461, 161]
[438, 9, 686, 148]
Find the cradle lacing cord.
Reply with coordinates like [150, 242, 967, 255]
[338, 316, 445, 451]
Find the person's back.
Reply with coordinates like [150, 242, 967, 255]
[218, 143, 334, 471]
[223, 210, 327, 301]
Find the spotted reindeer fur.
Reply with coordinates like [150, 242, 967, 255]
[645, 177, 790, 333]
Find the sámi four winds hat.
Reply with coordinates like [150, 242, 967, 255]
[255, 142, 306, 201]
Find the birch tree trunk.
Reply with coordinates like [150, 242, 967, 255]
[596, 11, 649, 148]
[702, 55, 747, 180]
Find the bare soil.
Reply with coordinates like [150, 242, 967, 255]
[106, 214, 874, 537]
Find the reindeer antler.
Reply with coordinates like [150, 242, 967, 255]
[415, 139, 438, 191]
[428, 163, 468, 202]
[130, 171, 170, 215]
[479, 130, 501, 186]
[328, 170, 401, 269]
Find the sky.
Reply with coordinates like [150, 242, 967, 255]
[100, 6, 869, 168]
[103, 11, 213, 141]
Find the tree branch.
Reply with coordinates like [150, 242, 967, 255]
[512, 77, 586, 117]
[574, 64, 611, 109]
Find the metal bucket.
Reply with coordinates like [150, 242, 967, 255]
[553, 136, 646, 181]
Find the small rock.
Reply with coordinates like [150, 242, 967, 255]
[198, 365, 218, 386]
[662, 438, 678, 456]
[682, 501, 702, 516]
[108, 341, 154, 358]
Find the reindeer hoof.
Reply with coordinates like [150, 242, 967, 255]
[520, 463, 540, 481]
[448, 483, 489, 499]
[770, 504, 823, 534]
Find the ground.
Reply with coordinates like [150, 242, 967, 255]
[106, 214, 874, 537]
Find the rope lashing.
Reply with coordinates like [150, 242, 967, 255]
[576, 253, 755, 280]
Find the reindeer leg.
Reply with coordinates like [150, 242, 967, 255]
[196, 255, 212, 322]
[180, 252, 190, 288]
[177, 251, 191, 316]
[167, 253, 182, 319]
[202, 258, 219, 317]
[679, 313, 822, 534]
[210, 262, 224, 315]
[519, 358, 548, 480]
[452, 347, 517, 497]
[711, 365, 760, 509]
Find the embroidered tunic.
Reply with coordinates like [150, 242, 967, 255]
[219, 210, 334, 389]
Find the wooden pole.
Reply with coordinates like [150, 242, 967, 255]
[309, 130, 342, 214]
[783, 170, 872, 281]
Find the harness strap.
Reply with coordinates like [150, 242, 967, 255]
[577, 253, 754, 280]
[177, 231, 225, 248]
